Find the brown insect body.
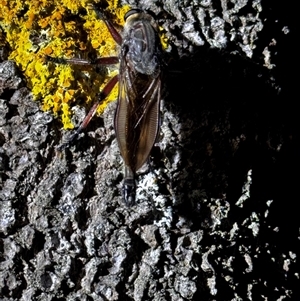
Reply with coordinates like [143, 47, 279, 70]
[115, 11, 162, 205]
[52, 7, 163, 205]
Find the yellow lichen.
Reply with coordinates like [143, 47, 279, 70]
[0, 0, 130, 129]
[159, 26, 170, 51]
[0, 1, 168, 130]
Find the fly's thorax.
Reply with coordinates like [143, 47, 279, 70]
[122, 12, 161, 76]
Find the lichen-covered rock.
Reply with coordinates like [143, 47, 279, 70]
[0, 0, 298, 300]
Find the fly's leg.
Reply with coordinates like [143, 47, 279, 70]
[51, 3, 123, 151]
[45, 54, 119, 151]
[87, 3, 123, 45]
[122, 166, 136, 206]
[57, 74, 119, 151]
[45, 56, 119, 66]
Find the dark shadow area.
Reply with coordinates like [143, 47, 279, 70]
[163, 14, 298, 296]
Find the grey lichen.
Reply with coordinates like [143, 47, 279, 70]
[0, 0, 298, 300]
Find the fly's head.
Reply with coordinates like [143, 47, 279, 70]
[122, 9, 162, 76]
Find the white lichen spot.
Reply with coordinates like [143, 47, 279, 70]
[283, 259, 290, 271]
[236, 169, 252, 207]
[282, 26, 290, 34]
[263, 46, 276, 69]
[244, 253, 253, 273]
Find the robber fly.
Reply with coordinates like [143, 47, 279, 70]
[51, 5, 163, 205]
[114, 9, 163, 205]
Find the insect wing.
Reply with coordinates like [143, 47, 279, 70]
[114, 58, 161, 172]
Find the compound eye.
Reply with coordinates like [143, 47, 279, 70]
[124, 9, 142, 21]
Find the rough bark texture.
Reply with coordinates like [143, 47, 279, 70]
[0, 1, 298, 301]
